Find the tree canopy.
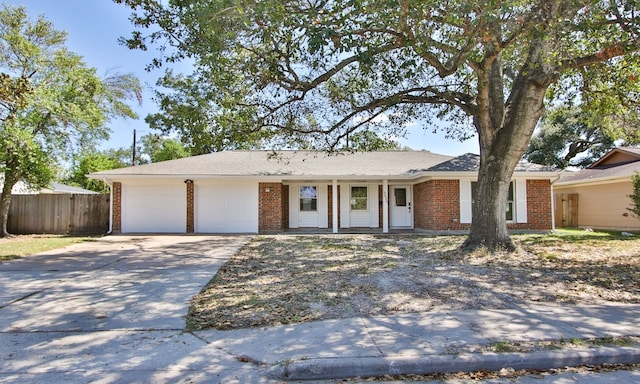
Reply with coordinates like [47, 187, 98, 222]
[525, 105, 640, 168]
[65, 150, 129, 193]
[139, 133, 190, 162]
[0, 4, 142, 236]
[117, 0, 640, 250]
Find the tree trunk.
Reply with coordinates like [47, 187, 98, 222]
[462, 140, 521, 251]
[463, 59, 552, 251]
[0, 173, 15, 238]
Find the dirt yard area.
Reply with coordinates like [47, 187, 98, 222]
[187, 230, 640, 330]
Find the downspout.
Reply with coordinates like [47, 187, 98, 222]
[105, 178, 113, 234]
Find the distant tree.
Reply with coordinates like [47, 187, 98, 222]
[525, 106, 640, 168]
[0, 5, 141, 237]
[117, 0, 640, 251]
[146, 70, 270, 155]
[345, 131, 402, 151]
[140, 133, 189, 162]
[66, 151, 128, 193]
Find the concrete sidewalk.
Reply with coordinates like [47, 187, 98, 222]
[0, 236, 638, 383]
[197, 303, 640, 381]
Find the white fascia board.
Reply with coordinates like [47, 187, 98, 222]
[555, 175, 630, 188]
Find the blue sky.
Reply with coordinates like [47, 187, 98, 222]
[8, 0, 479, 156]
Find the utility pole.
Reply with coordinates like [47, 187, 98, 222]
[132, 129, 136, 166]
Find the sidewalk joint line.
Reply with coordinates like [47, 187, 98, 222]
[360, 317, 385, 356]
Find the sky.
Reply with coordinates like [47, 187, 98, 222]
[7, 0, 480, 156]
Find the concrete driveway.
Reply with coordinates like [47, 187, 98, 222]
[0, 235, 269, 383]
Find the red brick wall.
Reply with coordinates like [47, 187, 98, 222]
[186, 181, 194, 233]
[377, 185, 383, 228]
[282, 185, 289, 230]
[112, 182, 122, 233]
[413, 179, 552, 231]
[328, 185, 333, 229]
[509, 179, 552, 230]
[414, 180, 465, 231]
[259, 182, 284, 232]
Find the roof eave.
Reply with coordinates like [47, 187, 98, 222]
[555, 175, 631, 187]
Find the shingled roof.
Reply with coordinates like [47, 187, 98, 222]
[89, 150, 557, 180]
[90, 151, 452, 178]
[557, 147, 640, 186]
[426, 153, 557, 172]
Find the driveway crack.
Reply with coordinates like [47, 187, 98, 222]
[0, 288, 47, 310]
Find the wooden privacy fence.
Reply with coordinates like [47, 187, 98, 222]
[8, 194, 110, 235]
[554, 192, 579, 228]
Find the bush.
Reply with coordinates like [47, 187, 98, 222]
[628, 172, 640, 219]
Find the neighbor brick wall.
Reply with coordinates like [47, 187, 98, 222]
[259, 182, 284, 232]
[186, 181, 194, 233]
[112, 182, 122, 233]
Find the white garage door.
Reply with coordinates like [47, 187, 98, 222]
[196, 181, 258, 233]
[122, 184, 186, 233]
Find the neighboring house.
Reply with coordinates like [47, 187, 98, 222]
[39, 182, 100, 195]
[88, 150, 558, 234]
[555, 147, 640, 231]
[0, 176, 99, 195]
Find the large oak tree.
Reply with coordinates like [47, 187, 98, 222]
[117, 0, 640, 250]
[0, 5, 142, 237]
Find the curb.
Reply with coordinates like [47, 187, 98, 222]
[264, 346, 640, 381]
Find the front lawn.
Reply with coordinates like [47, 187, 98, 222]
[0, 235, 98, 263]
[187, 229, 640, 330]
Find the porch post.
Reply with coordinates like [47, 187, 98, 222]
[382, 179, 389, 233]
[332, 180, 338, 233]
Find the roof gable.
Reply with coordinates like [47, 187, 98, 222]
[557, 147, 640, 186]
[589, 147, 640, 168]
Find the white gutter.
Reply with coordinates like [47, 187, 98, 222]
[549, 174, 562, 231]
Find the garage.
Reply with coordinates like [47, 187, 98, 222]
[195, 181, 258, 233]
[121, 183, 186, 233]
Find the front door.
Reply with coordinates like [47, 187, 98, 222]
[390, 185, 412, 228]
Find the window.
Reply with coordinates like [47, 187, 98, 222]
[471, 181, 514, 221]
[394, 188, 407, 207]
[506, 182, 514, 221]
[300, 186, 317, 211]
[350, 186, 368, 210]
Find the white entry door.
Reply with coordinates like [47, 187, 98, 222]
[390, 185, 412, 228]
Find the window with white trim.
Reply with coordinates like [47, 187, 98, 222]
[471, 181, 515, 221]
[350, 186, 368, 210]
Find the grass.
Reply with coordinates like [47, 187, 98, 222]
[483, 336, 639, 354]
[0, 235, 98, 263]
[516, 228, 637, 245]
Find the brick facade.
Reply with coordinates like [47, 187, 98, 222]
[413, 179, 552, 231]
[186, 181, 194, 233]
[414, 180, 465, 231]
[112, 182, 122, 233]
[112, 178, 552, 234]
[511, 179, 552, 230]
[259, 182, 285, 232]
